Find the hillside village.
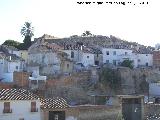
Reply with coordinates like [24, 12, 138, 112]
[1, 34, 160, 120]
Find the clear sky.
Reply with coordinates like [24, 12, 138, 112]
[0, 0, 160, 47]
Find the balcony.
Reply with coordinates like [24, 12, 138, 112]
[3, 109, 12, 113]
[31, 108, 38, 112]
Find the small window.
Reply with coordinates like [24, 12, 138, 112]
[113, 60, 116, 65]
[71, 51, 74, 58]
[106, 60, 109, 64]
[3, 102, 11, 113]
[16, 66, 18, 70]
[31, 101, 37, 112]
[138, 59, 140, 62]
[106, 51, 109, 55]
[96, 54, 99, 57]
[55, 114, 59, 120]
[125, 52, 128, 55]
[67, 64, 69, 68]
[113, 51, 116, 55]
[87, 56, 89, 58]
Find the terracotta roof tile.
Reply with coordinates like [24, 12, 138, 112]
[0, 89, 39, 100]
[40, 97, 69, 109]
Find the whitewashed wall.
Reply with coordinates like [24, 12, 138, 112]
[149, 83, 160, 96]
[12, 51, 20, 57]
[0, 100, 41, 120]
[81, 53, 95, 67]
[2, 73, 13, 82]
[0, 58, 4, 79]
[136, 54, 153, 67]
[102, 48, 133, 65]
[7, 61, 22, 73]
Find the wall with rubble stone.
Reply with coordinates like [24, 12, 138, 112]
[42, 105, 122, 120]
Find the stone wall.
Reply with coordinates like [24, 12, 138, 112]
[117, 67, 160, 94]
[42, 105, 122, 120]
[13, 71, 30, 88]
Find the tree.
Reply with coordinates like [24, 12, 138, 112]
[121, 60, 133, 69]
[21, 22, 34, 49]
[2, 40, 20, 48]
[82, 30, 92, 36]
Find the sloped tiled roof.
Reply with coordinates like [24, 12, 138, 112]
[41, 97, 69, 109]
[0, 89, 39, 100]
[0, 89, 69, 109]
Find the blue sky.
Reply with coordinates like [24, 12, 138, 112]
[0, 0, 160, 47]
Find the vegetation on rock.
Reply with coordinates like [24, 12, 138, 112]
[120, 59, 133, 69]
[99, 67, 121, 92]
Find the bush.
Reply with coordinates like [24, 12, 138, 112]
[120, 60, 133, 69]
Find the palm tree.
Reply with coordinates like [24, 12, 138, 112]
[20, 22, 34, 49]
[21, 22, 34, 38]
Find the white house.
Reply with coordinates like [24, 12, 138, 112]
[63, 47, 102, 67]
[0, 89, 41, 120]
[101, 48, 133, 65]
[134, 53, 153, 67]
[0, 53, 25, 82]
[81, 52, 95, 67]
[101, 48, 153, 68]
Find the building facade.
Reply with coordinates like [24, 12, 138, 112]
[0, 89, 41, 120]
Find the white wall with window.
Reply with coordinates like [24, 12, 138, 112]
[7, 61, 22, 73]
[130, 53, 153, 68]
[81, 53, 95, 67]
[135, 53, 153, 67]
[102, 48, 133, 65]
[0, 100, 41, 120]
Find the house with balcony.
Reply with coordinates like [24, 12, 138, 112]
[0, 89, 41, 120]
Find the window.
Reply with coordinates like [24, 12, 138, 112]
[71, 51, 74, 58]
[96, 54, 99, 57]
[138, 59, 141, 62]
[3, 102, 12, 113]
[113, 60, 116, 65]
[54, 114, 59, 120]
[87, 56, 89, 58]
[67, 64, 69, 68]
[16, 66, 18, 70]
[106, 60, 109, 64]
[106, 51, 109, 55]
[125, 52, 128, 55]
[31, 101, 38, 112]
[19, 118, 24, 120]
[113, 51, 116, 55]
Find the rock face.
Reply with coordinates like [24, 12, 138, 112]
[118, 67, 160, 95]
